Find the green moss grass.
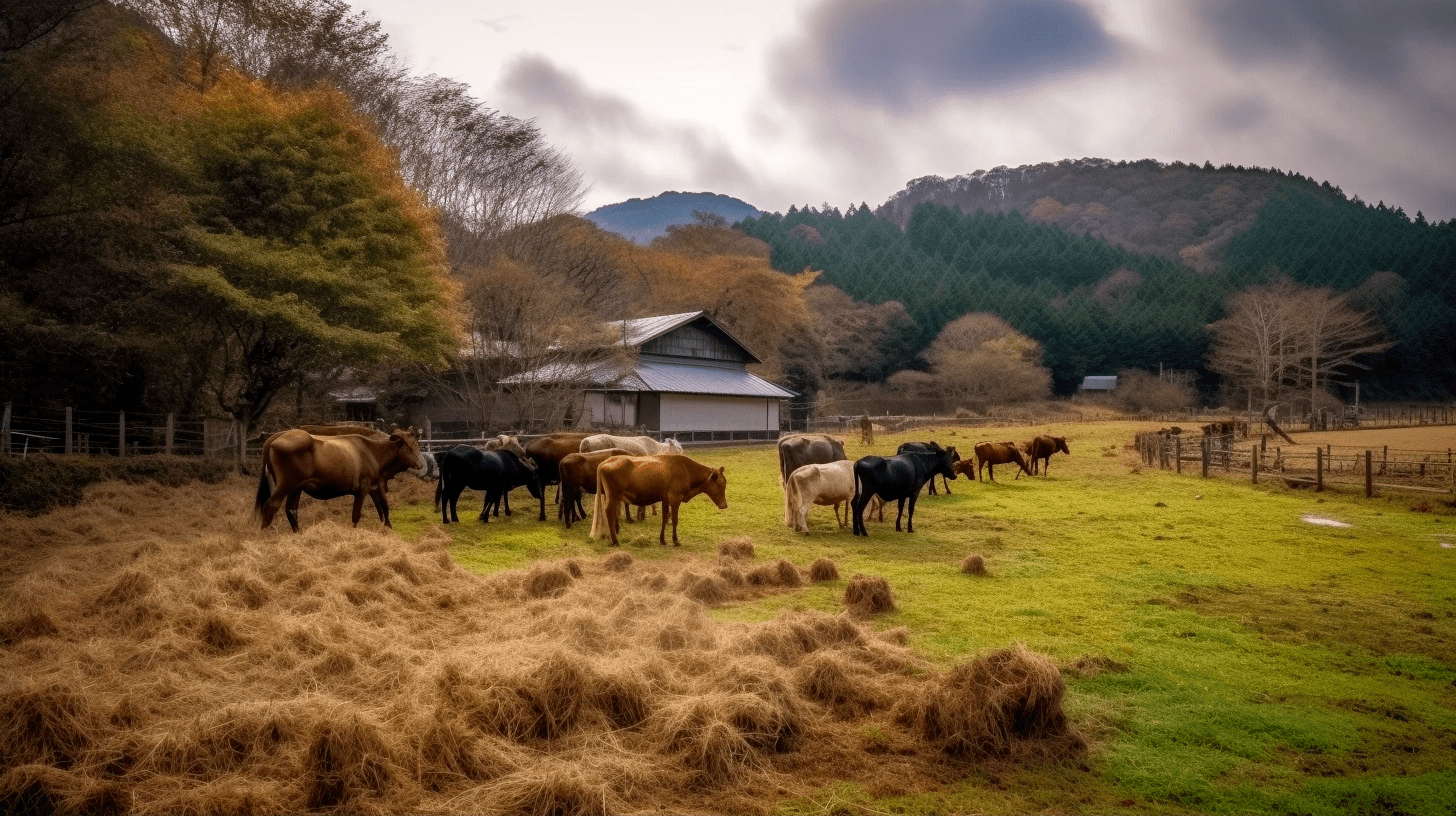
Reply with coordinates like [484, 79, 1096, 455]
[388, 422, 1456, 815]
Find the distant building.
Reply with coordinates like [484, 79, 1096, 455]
[1080, 375, 1118, 392]
[501, 311, 794, 441]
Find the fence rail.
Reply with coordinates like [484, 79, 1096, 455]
[1135, 431, 1456, 499]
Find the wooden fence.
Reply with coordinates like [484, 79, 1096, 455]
[1135, 432, 1456, 500]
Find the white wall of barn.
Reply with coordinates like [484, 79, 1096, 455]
[659, 395, 776, 432]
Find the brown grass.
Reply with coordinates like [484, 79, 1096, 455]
[960, 554, 987, 576]
[0, 476, 1084, 814]
[844, 574, 897, 617]
[807, 558, 840, 582]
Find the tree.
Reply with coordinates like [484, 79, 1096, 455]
[919, 313, 1051, 404]
[1208, 278, 1391, 411]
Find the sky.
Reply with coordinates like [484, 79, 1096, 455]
[350, 0, 1456, 222]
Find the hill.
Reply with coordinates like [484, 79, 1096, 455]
[739, 160, 1456, 399]
[585, 191, 761, 243]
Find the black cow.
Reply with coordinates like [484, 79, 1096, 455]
[851, 443, 959, 536]
[438, 445, 542, 524]
[896, 441, 961, 495]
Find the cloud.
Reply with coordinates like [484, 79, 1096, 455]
[495, 55, 776, 209]
[780, 0, 1120, 110]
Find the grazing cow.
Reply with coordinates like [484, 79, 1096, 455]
[523, 432, 592, 513]
[580, 434, 684, 455]
[255, 426, 424, 532]
[777, 433, 848, 523]
[896, 441, 961, 495]
[438, 445, 541, 524]
[1022, 435, 1070, 476]
[784, 460, 884, 534]
[555, 447, 633, 529]
[590, 454, 727, 546]
[850, 443, 958, 537]
[973, 441, 1032, 482]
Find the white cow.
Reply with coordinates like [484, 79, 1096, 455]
[784, 460, 883, 534]
[579, 434, 683, 456]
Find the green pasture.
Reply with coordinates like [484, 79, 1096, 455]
[390, 422, 1456, 815]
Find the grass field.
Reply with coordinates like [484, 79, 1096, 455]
[2, 420, 1451, 814]
[391, 420, 1456, 815]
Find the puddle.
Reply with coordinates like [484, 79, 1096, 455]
[1301, 515, 1351, 528]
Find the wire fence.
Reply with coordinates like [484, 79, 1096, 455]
[1135, 431, 1456, 500]
[0, 404, 246, 459]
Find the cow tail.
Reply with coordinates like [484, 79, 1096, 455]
[589, 478, 608, 540]
[253, 456, 272, 520]
[784, 472, 798, 529]
[433, 465, 442, 511]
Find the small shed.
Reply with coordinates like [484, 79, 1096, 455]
[1080, 375, 1118, 392]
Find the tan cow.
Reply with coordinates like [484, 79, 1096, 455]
[580, 433, 684, 455]
[972, 441, 1032, 482]
[555, 447, 632, 528]
[590, 454, 727, 546]
[784, 460, 883, 534]
[255, 426, 424, 532]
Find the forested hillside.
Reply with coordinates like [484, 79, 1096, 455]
[585, 191, 761, 244]
[740, 168, 1456, 399]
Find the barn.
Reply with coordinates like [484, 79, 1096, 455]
[502, 311, 794, 441]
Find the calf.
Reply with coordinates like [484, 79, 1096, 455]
[897, 441, 961, 495]
[851, 443, 958, 536]
[438, 445, 541, 524]
[973, 441, 1032, 482]
[590, 454, 727, 546]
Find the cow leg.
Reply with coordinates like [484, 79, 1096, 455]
[851, 495, 867, 537]
[894, 498, 906, 532]
[350, 491, 365, 526]
[261, 487, 290, 530]
[942, 475, 953, 495]
[283, 490, 303, 533]
[479, 490, 494, 522]
[369, 488, 390, 527]
[905, 494, 919, 533]
[607, 497, 621, 546]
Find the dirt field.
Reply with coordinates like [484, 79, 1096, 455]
[1279, 424, 1456, 452]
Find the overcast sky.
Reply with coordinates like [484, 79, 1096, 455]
[351, 0, 1456, 222]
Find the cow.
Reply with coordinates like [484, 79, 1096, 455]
[523, 432, 593, 520]
[255, 426, 424, 532]
[556, 447, 633, 529]
[590, 454, 727, 547]
[896, 441, 961, 495]
[438, 444, 541, 524]
[430, 434, 534, 518]
[777, 433, 848, 524]
[973, 441, 1032, 482]
[579, 434, 684, 456]
[1022, 435, 1070, 476]
[784, 460, 884, 534]
[850, 443, 958, 537]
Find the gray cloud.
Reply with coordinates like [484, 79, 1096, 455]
[782, 0, 1119, 109]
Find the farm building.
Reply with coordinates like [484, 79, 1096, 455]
[1079, 375, 1118, 392]
[497, 311, 794, 440]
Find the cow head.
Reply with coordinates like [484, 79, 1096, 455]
[704, 466, 728, 510]
[389, 426, 425, 471]
[935, 444, 959, 480]
[1053, 436, 1070, 455]
[664, 437, 684, 454]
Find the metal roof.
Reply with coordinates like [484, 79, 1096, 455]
[630, 359, 795, 398]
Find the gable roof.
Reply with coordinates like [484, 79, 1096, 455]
[610, 311, 764, 365]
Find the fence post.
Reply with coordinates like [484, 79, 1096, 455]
[1175, 435, 1182, 474]
[1, 402, 9, 458]
[119, 411, 126, 457]
[65, 407, 73, 454]
[1316, 447, 1323, 492]
[1365, 450, 1373, 498]
[1251, 444, 1259, 484]
[1382, 445, 1388, 476]
[1201, 436, 1209, 478]
[165, 414, 174, 455]
[236, 421, 246, 471]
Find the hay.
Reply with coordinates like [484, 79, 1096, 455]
[897, 644, 1086, 759]
[844, 575, 896, 617]
[717, 537, 755, 561]
[961, 553, 987, 575]
[601, 551, 634, 572]
[807, 558, 839, 582]
[0, 475, 1087, 814]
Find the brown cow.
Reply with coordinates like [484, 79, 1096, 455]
[556, 447, 633, 529]
[524, 432, 593, 520]
[1023, 435, 1070, 476]
[590, 454, 727, 546]
[973, 441, 1031, 482]
[255, 426, 424, 532]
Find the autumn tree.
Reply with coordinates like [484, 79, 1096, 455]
[917, 313, 1052, 404]
[1208, 278, 1391, 411]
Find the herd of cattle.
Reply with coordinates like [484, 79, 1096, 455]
[253, 424, 1069, 545]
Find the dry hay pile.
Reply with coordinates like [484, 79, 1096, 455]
[0, 478, 1084, 815]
